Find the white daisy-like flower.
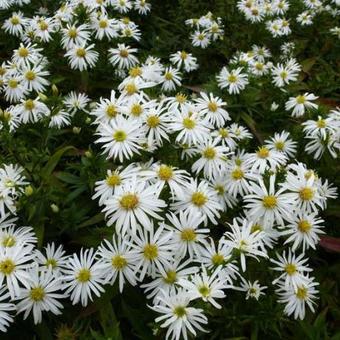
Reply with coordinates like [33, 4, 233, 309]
[95, 116, 144, 161]
[109, 44, 139, 69]
[129, 224, 173, 280]
[285, 93, 318, 117]
[276, 275, 319, 320]
[0, 225, 36, 249]
[265, 131, 297, 158]
[103, 176, 166, 236]
[63, 248, 105, 307]
[271, 59, 301, 87]
[16, 266, 67, 324]
[271, 250, 312, 290]
[96, 235, 137, 292]
[65, 44, 99, 71]
[281, 212, 325, 251]
[223, 218, 267, 272]
[0, 287, 16, 332]
[216, 67, 249, 94]
[163, 211, 208, 259]
[150, 289, 208, 340]
[35, 242, 68, 274]
[244, 175, 293, 226]
[13, 97, 50, 124]
[237, 278, 267, 300]
[191, 30, 211, 48]
[171, 179, 222, 225]
[60, 23, 91, 49]
[169, 50, 198, 72]
[63, 91, 90, 115]
[161, 66, 182, 92]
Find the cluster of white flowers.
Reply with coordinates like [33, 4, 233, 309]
[216, 44, 302, 94]
[0, 0, 339, 338]
[185, 12, 224, 48]
[237, 0, 340, 36]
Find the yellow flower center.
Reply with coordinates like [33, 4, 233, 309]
[76, 268, 91, 282]
[143, 243, 158, 260]
[228, 74, 237, 83]
[0, 259, 15, 275]
[24, 99, 35, 111]
[8, 79, 18, 88]
[164, 72, 173, 80]
[119, 194, 139, 210]
[231, 168, 244, 180]
[212, 253, 224, 266]
[198, 284, 211, 297]
[262, 195, 277, 209]
[99, 19, 108, 29]
[180, 228, 196, 242]
[203, 147, 216, 159]
[180, 51, 188, 59]
[18, 47, 29, 57]
[175, 93, 187, 103]
[257, 146, 269, 158]
[296, 95, 306, 104]
[255, 63, 264, 70]
[163, 270, 177, 284]
[285, 263, 297, 275]
[280, 71, 288, 79]
[129, 67, 142, 77]
[45, 258, 57, 268]
[299, 187, 314, 201]
[157, 165, 173, 181]
[215, 185, 224, 195]
[68, 28, 78, 38]
[30, 287, 45, 301]
[316, 119, 326, 128]
[198, 33, 205, 41]
[106, 174, 121, 186]
[25, 70, 36, 81]
[131, 104, 142, 117]
[119, 49, 129, 58]
[10, 17, 20, 25]
[219, 128, 229, 138]
[76, 48, 86, 58]
[251, 223, 262, 233]
[191, 192, 207, 207]
[275, 141, 285, 150]
[296, 286, 308, 300]
[106, 104, 117, 118]
[39, 21, 48, 31]
[113, 130, 127, 142]
[111, 255, 127, 269]
[2, 236, 16, 247]
[125, 83, 137, 95]
[298, 219, 312, 233]
[146, 115, 160, 128]
[174, 306, 187, 317]
[208, 101, 218, 112]
[182, 117, 196, 129]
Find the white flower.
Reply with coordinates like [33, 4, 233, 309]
[13, 97, 50, 124]
[96, 235, 137, 292]
[163, 211, 208, 259]
[16, 266, 66, 324]
[35, 242, 68, 274]
[161, 67, 182, 92]
[217, 67, 249, 94]
[63, 91, 90, 115]
[223, 218, 267, 272]
[238, 279, 267, 300]
[61, 23, 91, 49]
[281, 212, 325, 251]
[244, 146, 287, 174]
[302, 116, 335, 139]
[65, 44, 99, 71]
[103, 176, 166, 236]
[192, 138, 230, 179]
[191, 30, 211, 48]
[63, 248, 105, 307]
[0, 287, 15, 332]
[109, 44, 139, 69]
[179, 266, 229, 308]
[170, 51, 198, 72]
[90, 15, 119, 40]
[195, 92, 230, 127]
[276, 276, 319, 320]
[0, 225, 36, 249]
[95, 116, 144, 161]
[244, 175, 293, 226]
[150, 290, 208, 340]
[285, 93, 318, 117]
[271, 59, 301, 87]
[0, 243, 35, 298]
[128, 224, 173, 280]
[271, 250, 312, 290]
[265, 131, 297, 157]
[171, 179, 222, 225]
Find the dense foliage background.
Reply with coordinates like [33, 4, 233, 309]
[0, 0, 339, 339]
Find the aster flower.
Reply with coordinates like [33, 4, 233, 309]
[103, 176, 166, 236]
[237, 278, 267, 300]
[150, 289, 208, 340]
[62, 248, 105, 307]
[161, 67, 182, 92]
[109, 44, 139, 70]
[285, 93, 318, 117]
[35, 243, 68, 274]
[0, 287, 15, 332]
[216, 67, 249, 94]
[265, 131, 297, 158]
[65, 44, 99, 71]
